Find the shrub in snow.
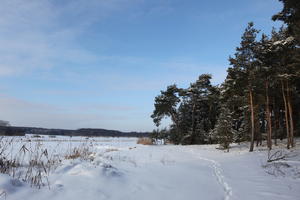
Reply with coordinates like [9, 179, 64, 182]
[137, 137, 153, 145]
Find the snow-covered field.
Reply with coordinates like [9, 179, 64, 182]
[0, 135, 299, 200]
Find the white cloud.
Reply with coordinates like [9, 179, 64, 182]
[0, 0, 228, 131]
[0, 0, 138, 76]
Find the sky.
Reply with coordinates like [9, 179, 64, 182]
[0, 0, 283, 132]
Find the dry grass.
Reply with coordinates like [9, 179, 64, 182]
[65, 143, 95, 161]
[0, 139, 59, 189]
[65, 147, 93, 161]
[137, 137, 153, 145]
[0, 137, 95, 190]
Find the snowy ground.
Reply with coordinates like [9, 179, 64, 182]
[0, 135, 299, 200]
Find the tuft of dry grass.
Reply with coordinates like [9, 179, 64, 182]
[65, 143, 95, 161]
[137, 137, 153, 145]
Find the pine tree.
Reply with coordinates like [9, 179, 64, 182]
[273, 0, 300, 43]
[151, 84, 183, 143]
[229, 22, 260, 152]
[273, 1, 300, 148]
[254, 33, 275, 150]
[271, 27, 298, 148]
[214, 107, 234, 152]
[184, 74, 220, 144]
[151, 84, 181, 127]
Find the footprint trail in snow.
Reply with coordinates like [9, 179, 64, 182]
[187, 149, 233, 200]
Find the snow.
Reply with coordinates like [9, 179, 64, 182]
[272, 36, 294, 47]
[0, 136, 300, 200]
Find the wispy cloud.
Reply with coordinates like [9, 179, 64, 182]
[0, 0, 139, 76]
[30, 56, 227, 93]
[0, 0, 277, 131]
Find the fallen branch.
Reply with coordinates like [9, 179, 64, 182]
[0, 190, 7, 200]
[267, 150, 286, 163]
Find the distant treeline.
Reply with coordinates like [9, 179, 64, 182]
[0, 126, 149, 137]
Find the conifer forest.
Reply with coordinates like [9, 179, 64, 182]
[151, 0, 300, 151]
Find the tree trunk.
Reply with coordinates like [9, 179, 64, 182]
[170, 112, 181, 143]
[265, 80, 272, 150]
[190, 103, 196, 143]
[273, 98, 278, 146]
[286, 81, 295, 148]
[279, 108, 284, 140]
[255, 107, 262, 147]
[281, 80, 290, 149]
[257, 110, 262, 146]
[171, 112, 178, 129]
[249, 89, 255, 152]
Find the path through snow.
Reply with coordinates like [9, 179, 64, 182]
[186, 148, 232, 200]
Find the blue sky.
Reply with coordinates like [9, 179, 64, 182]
[0, 0, 283, 131]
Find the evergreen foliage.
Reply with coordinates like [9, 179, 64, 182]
[213, 107, 234, 151]
[150, 0, 300, 151]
